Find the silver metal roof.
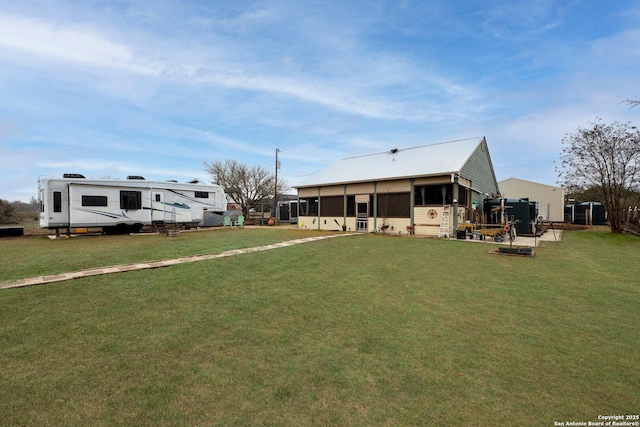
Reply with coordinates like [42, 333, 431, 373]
[295, 137, 486, 188]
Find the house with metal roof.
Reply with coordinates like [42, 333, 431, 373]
[293, 137, 500, 236]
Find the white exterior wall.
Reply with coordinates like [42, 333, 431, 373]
[296, 205, 466, 236]
[298, 215, 416, 234]
[414, 206, 466, 237]
[498, 178, 565, 221]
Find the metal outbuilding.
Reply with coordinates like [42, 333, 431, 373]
[294, 137, 500, 236]
[498, 178, 565, 222]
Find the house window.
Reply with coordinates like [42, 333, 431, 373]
[53, 191, 62, 213]
[358, 202, 369, 215]
[195, 191, 209, 198]
[82, 195, 108, 207]
[120, 191, 142, 210]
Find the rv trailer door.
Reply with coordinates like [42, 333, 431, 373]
[152, 191, 166, 223]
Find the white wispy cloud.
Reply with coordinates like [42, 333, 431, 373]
[480, 0, 575, 41]
[0, 8, 480, 122]
[0, 13, 157, 74]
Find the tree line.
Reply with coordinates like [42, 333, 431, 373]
[0, 198, 39, 224]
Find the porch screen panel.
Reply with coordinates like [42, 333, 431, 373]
[414, 184, 468, 206]
[346, 195, 355, 217]
[320, 196, 343, 216]
[300, 197, 318, 216]
[376, 193, 410, 218]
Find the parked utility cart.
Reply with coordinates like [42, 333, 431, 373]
[477, 221, 518, 243]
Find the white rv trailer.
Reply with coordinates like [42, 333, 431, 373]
[39, 174, 227, 233]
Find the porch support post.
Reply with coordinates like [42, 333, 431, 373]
[373, 182, 378, 232]
[317, 187, 321, 230]
[343, 184, 347, 230]
[410, 178, 415, 229]
[453, 174, 459, 232]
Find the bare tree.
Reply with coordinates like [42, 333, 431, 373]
[203, 159, 289, 216]
[557, 119, 640, 233]
[623, 98, 640, 109]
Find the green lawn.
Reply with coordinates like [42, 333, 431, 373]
[1, 229, 638, 425]
[0, 228, 328, 282]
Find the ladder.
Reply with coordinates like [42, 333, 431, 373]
[438, 205, 451, 238]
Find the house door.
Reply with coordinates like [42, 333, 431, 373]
[356, 202, 368, 232]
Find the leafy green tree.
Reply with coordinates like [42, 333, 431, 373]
[557, 119, 640, 233]
[564, 186, 602, 204]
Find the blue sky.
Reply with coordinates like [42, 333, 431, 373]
[1, 0, 639, 202]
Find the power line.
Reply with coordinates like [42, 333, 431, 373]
[278, 171, 319, 178]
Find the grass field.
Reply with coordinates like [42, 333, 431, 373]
[1, 228, 638, 425]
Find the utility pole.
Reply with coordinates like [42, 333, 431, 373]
[274, 148, 280, 222]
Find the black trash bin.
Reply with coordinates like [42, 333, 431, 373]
[456, 229, 466, 240]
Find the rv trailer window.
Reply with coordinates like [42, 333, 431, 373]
[53, 191, 62, 212]
[195, 191, 209, 198]
[120, 191, 142, 210]
[82, 195, 108, 207]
